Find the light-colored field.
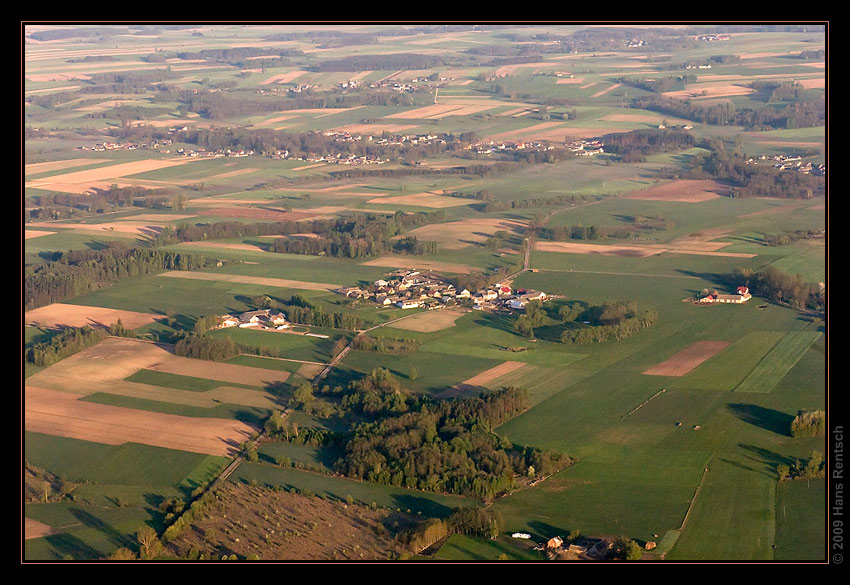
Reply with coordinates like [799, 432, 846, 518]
[484, 121, 566, 142]
[25, 303, 161, 330]
[261, 70, 308, 85]
[196, 206, 335, 221]
[24, 230, 55, 239]
[494, 62, 559, 77]
[148, 355, 290, 387]
[459, 361, 528, 387]
[623, 179, 730, 202]
[401, 218, 527, 249]
[158, 270, 342, 291]
[797, 78, 825, 89]
[26, 72, 91, 82]
[385, 103, 498, 119]
[25, 386, 255, 457]
[663, 84, 756, 100]
[359, 256, 474, 274]
[555, 77, 585, 84]
[535, 242, 664, 257]
[202, 168, 260, 181]
[643, 341, 732, 377]
[601, 113, 690, 125]
[25, 221, 164, 238]
[25, 518, 60, 540]
[26, 158, 111, 175]
[179, 241, 268, 253]
[580, 82, 598, 89]
[390, 308, 467, 332]
[25, 85, 81, 95]
[366, 191, 473, 208]
[25, 157, 204, 194]
[292, 163, 330, 171]
[591, 83, 622, 98]
[333, 123, 419, 134]
[114, 213, 198, 222]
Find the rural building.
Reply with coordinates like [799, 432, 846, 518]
[698, 286, 751, 304]
[546, 536, 564, 550]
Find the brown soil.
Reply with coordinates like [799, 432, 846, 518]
[535, 242, 664, 257]
[24, 230, 55, 239]
[24, 303, 161, 330]
[643, 341, 731, 376]
[389, 308, 467, 332]
[359, 256, 474, 274]
[624, 179, 730, 202]
[459, 361, 527, 387]
[591, 83, 621, 98]
[366, 192, 473, 208]
[26, 158, 111, 175]
[158, 270, 341, 291]
[25, 386, 256, 456]
[165, 482, 418, 561]
[25, 518, 61, 540]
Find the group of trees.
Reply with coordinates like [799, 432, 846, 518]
[398, 507, 503, 554]
[633, 93, 824, 131]
[335, 382, 571, 499]
[158, 211, 445, 262]
[724, 266, 824, 311]
[602, 129, 696, 163]
[763, 230, 822, 247]
[790, 409, 826, 438]
[687, 150, 823, 200]
[777, 450, 825, 481]
[25, 244, 212, 311]
[174, 335, 239, 362]
[247, 293, 364, 331]
[560, 301, 658, 345]
[25, 325, 109, 367]
[351, 334, 420, 354]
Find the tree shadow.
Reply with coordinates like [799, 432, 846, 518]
[69, 508, 137, 550]
[737, 443, 797, 477]
[389, 494, 454, 519]
[727, 403, 794, 436]
[41, 532, 103, 560]
[527, 520, 568, 542]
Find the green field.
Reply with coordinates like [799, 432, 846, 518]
[433, 534, 545, 561]
[735, 332, 822, 393]
[124, 369, 262, 392]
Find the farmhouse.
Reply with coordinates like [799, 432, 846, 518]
[698, 286, 752, 304]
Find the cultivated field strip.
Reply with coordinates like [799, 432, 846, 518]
[25, 386, 256, 456]
[157, 270, 342, 291]
[734, 331, 822, 393]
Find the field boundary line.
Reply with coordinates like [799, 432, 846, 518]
[680, 453, 714, 531]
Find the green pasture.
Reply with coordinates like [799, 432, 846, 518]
[24, 432, 228, 488]
[433, 534, 544, 561]
[734, 331, 822, 393]
[335, 348, 502, 395]
[224, 354, 309, 372]
[491, 446, 711, 542]
[230, 463, 479, 518]
[257, 441, 340, 473]
[666, 458, 776, 560]
[774, 478, 826, 561]
[209, 327, 341, 363]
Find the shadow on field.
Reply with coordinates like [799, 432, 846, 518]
[70, 508, 137, 550]
[390, 494, 454, 519]
[727, 403, 794, 436]
[737, 443, 797, 478]
[42, 532, 102, 560]
[528, 520, 568, 542]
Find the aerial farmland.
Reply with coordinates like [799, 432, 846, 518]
[23, 23, 827, 563]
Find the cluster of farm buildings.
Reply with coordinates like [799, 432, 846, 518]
[337, 270, 548, 312]
[697, 286, 752, 304]
[744, 154, 826, 176]
[469, 138, 604, 156]
[513, 533, 656, 561]
[215, 308, 289, 330]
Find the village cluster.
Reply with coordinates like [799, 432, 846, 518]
[338, 269, 549, 312]
[745, 154, 826, 175]
[469, 137, 604, 156]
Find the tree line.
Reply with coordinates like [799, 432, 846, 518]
[601, 129, 696, 163]
[25, 244, 213, 312]
[724, 266, 824, 311]
[25, 325, 109, 367]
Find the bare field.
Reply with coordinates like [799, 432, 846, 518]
[25, 303, 161, 330]
[158, 270, 342, 291]
[366, 191, 473, 208]
[555, 77, 585, 84]
[333, 123, 418, 134]
[25, 386, 255, 456]
[25, 158, 205, 193]
[663, 84, 756, 100]
[359, 256, 474, 274]
[179, 241, 269, 253]
[261, 70, 308, 85]
[623, 179, 730, 202]
[149, 355, 290, 387]
[385, 103, 498, 119]
[643, 341, 731, 376]
[24, 230, 55, 239]
[25, 221, 163, 238]
[26, 158, 111, 175]
[591, 83, 621, 98]
[535, 242, 664, 257]
[25, 518, 60, 540]
[390, 308, 467, 332]
[401, 218, 527, 249]
[460, 361, 527, 386]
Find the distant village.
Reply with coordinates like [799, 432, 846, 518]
[337, 269, 549, 313]
[745, 154, 826, 176]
